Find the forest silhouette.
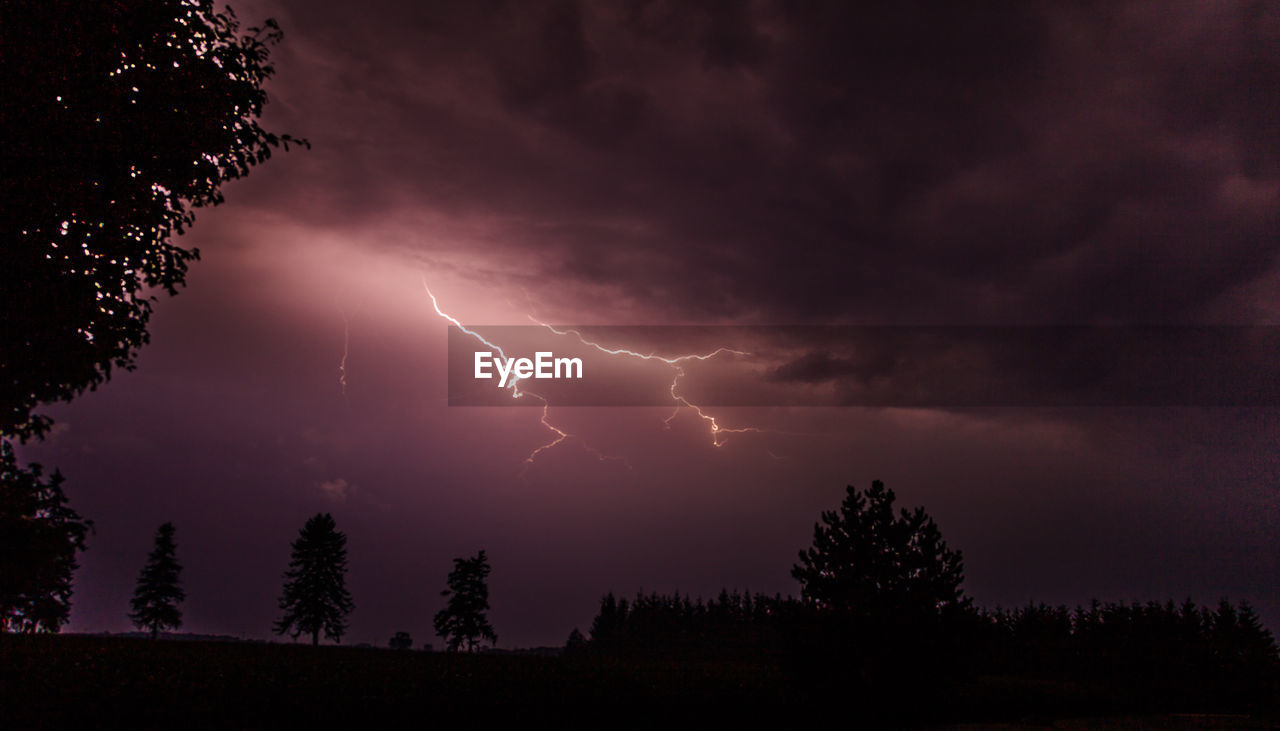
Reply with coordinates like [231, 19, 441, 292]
[3, 480, 1277, 726]
[576, 483, 1279, 717]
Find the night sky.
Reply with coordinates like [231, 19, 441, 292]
[18, 0, 1280, 648]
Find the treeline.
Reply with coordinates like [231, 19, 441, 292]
[579, 591, 1280, 711]
[581, 588, 970, 684]
[586, 590, 797, 661]
[973, 598, 1279, 708]
[569, 481, 1280, 716]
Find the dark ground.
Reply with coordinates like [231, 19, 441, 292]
[1, 636, 1275, 729]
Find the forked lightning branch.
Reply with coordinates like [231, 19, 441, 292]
[474, 351, 583, 388]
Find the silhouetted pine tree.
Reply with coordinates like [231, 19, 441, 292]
[128, 522, 184, 639]
[589, 592, 626, 650]
[274, 513, 353, 646]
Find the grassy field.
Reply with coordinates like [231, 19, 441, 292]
[1, 635, 1275, 728]
[1, 635, 796, 728]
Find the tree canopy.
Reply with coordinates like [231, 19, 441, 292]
[1, 0, 307, 441]
[792, 480, 968, 622]
[129, 521, 185, 638]
[434, 550, 497, 652]
[275, 513, 354, 646]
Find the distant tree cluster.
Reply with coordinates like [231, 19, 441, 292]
[580, 480, 1280, 713]
[266, 515, 497, 652]
[587, 590, 797, 661]
[388, 631, 413, 650]
[582, 590, 1280, 711]
[106, 511, 496, 652]
[974, 599, 1280, 708]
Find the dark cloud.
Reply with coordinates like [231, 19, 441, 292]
[762, 327, 1280, 407]
[621, 0, 772, 70]
[492, 1, 597, 110]
[230, 0, 1280, 326]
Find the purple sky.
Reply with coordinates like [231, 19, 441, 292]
[18, 0, 1280, 647]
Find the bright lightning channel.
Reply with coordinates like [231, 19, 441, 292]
[422, 277, 629, 474]
[529, 321, 764, 447]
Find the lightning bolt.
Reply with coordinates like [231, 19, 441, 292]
[529, 321, 763, 447]
[422, 277, 631, 475]
[423, 277, 772, 475]
[338, 309, 351, 399]
[336, 301, 365, 402]
[422, 279, 524, 396]
[663, 367, 766, 447]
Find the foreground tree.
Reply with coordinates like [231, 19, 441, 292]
[275, 513, 354, 646]
[434, 550, 497, 652]
[793, 480, 969, 622]
[2, 0, 307, 441]
[128, 522, 184, 638]
[1, 0, 304, 642]
[0, 443, 92, 632]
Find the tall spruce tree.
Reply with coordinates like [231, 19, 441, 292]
[129, 522, 184, 638]
[275, 513, 353, 646]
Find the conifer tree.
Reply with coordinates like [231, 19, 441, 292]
[275, 513, 354, 646]
[129, 522, 184, 639]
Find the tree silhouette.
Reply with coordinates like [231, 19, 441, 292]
[975, 597, 1279, 708]
[128, 522, 184, 639]
[589, 592, 628, 649]
[275, 513, 354, 646]
[434, 550, 497, 652]
[792, 480, 968, 622]
[584, 590, 796, 661]
[2, 0, 307, 441]
[564, 627, 587, 654]
[388, 630, 413, 650]
[0, 442, 92, 632]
